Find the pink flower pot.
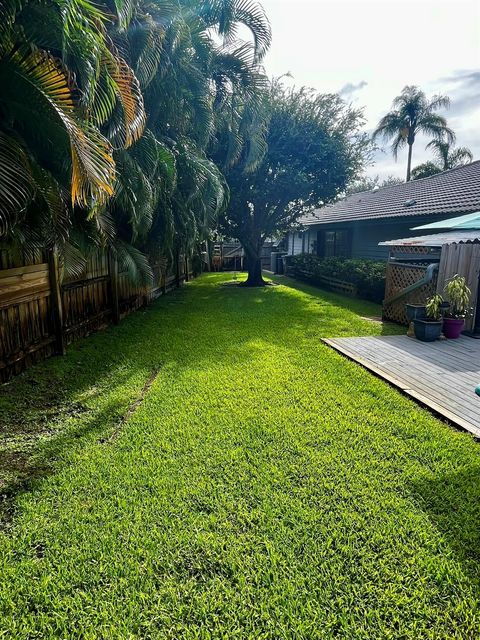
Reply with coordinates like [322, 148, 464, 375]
[443, 317, 465, 339]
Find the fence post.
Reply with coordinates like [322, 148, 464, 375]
[108, 250, 120, 324]
[48, 248, 66, 355]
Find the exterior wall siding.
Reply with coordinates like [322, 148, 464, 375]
[288, 214, 451, 261]
[292, 232, 303, 255]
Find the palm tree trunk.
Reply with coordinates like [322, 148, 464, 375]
[406, 143, 413, 181]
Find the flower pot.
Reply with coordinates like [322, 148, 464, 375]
[443, 317, 465, 339]
[413, 319, 443, 342]
[405, 303, 426, 323]
[406, 304, 427, 337]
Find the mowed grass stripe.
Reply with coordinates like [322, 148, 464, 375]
[0, 274, 479, 639]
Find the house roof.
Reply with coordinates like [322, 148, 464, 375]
[300, 161, 480, 227]
[379, 230, 480, 247]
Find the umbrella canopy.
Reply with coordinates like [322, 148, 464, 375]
[413, 211, 480, 231]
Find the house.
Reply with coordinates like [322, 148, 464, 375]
[379, 213, 480, 332]
[287, 160, 480, 261]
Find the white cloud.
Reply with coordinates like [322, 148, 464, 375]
[259, 0, 480, 179]
[338, 80, 368, 98]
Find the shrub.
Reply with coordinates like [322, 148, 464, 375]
[289, 254, 386, 303]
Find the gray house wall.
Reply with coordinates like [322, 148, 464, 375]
[288, 214, 450, 261]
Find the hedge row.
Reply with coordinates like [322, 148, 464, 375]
[289, 254, 386, 303]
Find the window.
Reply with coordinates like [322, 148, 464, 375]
[317, 229, 351, 258]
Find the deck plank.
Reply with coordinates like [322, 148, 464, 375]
[323, 335, 480, 438]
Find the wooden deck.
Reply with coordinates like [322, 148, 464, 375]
[323, 335, 480, 438]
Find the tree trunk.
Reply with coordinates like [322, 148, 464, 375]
[406, 143, 413, 181]
[243, 254, 266, 287]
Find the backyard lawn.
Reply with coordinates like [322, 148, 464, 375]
[1, 273, 479, 638]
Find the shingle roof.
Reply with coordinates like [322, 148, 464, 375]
[300, 160, 480, 226]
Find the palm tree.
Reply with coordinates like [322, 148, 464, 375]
[426, 140, 473, 170]
[0, 0, 145, 239]
[0, 0, 271, 284]
[373, 86, 455, 181]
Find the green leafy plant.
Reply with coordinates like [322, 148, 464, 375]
[289, 254, 386, 302]
[425, 294, 443, 321]
[1, 0, 271, 285]
[444, 275, 471, 318]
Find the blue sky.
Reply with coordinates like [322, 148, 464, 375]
[258, 0, 480, 179]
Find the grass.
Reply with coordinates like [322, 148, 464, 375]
[0, 273, 479, 638]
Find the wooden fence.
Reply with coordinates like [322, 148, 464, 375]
[0, 249, 191, 382]
[436, 243, 480, 332]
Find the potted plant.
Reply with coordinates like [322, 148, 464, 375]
[405, 302, 427, 336]
[443, 274, 471, 339]
[413, 294, 444, 342]
[405, 303, 426, 322]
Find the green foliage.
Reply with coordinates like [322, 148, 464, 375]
[426, 140, 473, 170]
[346, 173, 403, 194]
[411, 161, 443, 180]
[425, 293, 443, 321]
[219, 81, 369, 284]
[0, 0, 271, 283]
[444, 274, 472, 318]
[412, 143, 474, 180]
[290, 254, 386, 302]
[0, 274, 478, 638]
[373, 86, 455, 181]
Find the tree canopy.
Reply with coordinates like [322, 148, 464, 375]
[346, 174, 403, 195]
[373, 86, 455, 182]
[412, 141, 473, 180]
[218, 81, 369, 285]
[0, 0, 271, 282]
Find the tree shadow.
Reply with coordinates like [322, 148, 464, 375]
[270, 274, 403, 336]
[0, 302, 166, 526]
[0, 274, 405, 527]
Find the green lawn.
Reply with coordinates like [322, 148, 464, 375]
[1, 274, 479, 639]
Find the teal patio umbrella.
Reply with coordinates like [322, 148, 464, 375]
[413, 212, 480, 231]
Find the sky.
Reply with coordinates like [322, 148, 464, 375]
[257, 0, 480, 180]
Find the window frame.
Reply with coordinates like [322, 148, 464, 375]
[317, 228, 352, 258]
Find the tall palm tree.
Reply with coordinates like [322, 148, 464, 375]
[373, 86, 455, 181]
[0, 0, 271, 284]
[426, 140, 473, 170]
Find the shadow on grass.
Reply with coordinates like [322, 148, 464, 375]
[269, 274, 403, 337]
[0, 302, 165, 526]
[0, 397, 131, 529]
[0, 273, 422, 527]
[410, 466, 480, 585]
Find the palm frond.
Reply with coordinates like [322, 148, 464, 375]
[0, 132, 34, 236]
[103, 47, 146, 148]
[418, 113, 455, 145]
[1, 48, 116, 206]
[449, 146, 473, 167]
[198, 0, 271, 62]
[114, 238, 153, 286]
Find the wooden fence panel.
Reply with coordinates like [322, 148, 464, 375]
[0, 261, 55, 380]
[436, 244, 480, 331]
[0, 249, 193, 381]
[61, 253, 111, 344]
